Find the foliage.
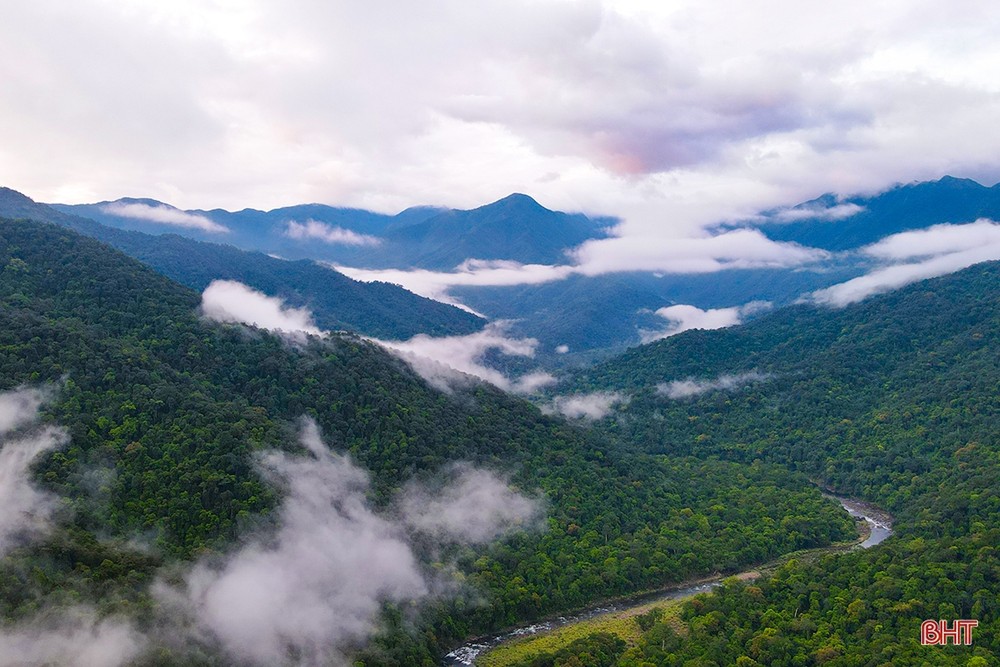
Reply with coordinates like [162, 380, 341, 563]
[568, 260, 1000, 665]
[0, 217, 853, 665]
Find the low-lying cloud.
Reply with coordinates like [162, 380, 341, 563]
[198, 282, 554, 394]
[0, 387, 65, 556]
[102, 202, 228, 233]
[0, 387, 142, 667]
[375, 322, 555, 394]
[337, 230, 825, 312]
[0, 610, 143, 667]
[810, 219, 1000, 306]
[770, 202, 865, 223]
[640, 301, 771, 343]
[657, 371, 771, 399]
[542, 392, 627, 420]
[400, 464, 543, 545]
[335, 260, 575, 313]
[570, 228, 827, 276]
[285, 220, 381, 247]
[170, 419, 540, 666]
[201, 280, 321, 336]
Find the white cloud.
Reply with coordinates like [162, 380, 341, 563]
[640, 301, 771, 342]
[171, 419, 540, 667]
[810, 220, 1000, 306]
[285, 219, 380, 246]
[373, 322, 547, 394]
[512, 371, 558, 395]
[554, 344, 569, 354]
[198, 283, 551, 394]
[101, 202, 228, 233]
[864, 218, 1000, 259]
[0, 388, 145, 666]
[0, 611, 143, 667]
[571, 229, 827, 276]
[771, 202, 865, 222]
[0, 386, 47, 434]
[542, 392, 627, 420]
[5, 0, 1000, 283]
[335, 261, 575, 313]
[0, 387, 65, 556]
[336, 231, 824, 307]
[657, 371, 771, 399]
[200, 280, 321, 336]
[399, 464, 543, 545]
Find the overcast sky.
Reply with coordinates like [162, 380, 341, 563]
[3, 1, 1000, 237]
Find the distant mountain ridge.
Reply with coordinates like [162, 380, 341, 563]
[750, 175, 1000, 250]
[38, 175, 1000, 359]
[0, 187, 484, 339]
[54, 192, 615, 270]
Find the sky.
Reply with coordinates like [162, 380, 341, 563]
[3, 1, 1000, 282]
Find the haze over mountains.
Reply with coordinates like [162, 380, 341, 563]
[0, 187, 484, 340]
[43, 175, 1000, 364]
[54, 192, 615, 270]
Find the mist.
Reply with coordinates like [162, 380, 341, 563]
[640, 301, 771, 343]
[0, 387, 65, 556]
[101, 201, 228, 233]
[374, 322, 555, 394]
[658, 371, 771, 399]
[543, 392, 627, 420]
[810, 220, 1000, 306]
[0, 610, 143, 667]
[169, 419, 541, 666]
[200, 280, 322, 336]
[285, 219, 381, 247]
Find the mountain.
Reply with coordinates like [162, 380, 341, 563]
[451, 264, 863, 359]
[1, 187, 483, 339]
[0, 216, 852, 665]
[54, 192, 613, 270]
[752, 175, 1000, 250]
[367, 193, 613, 269]
[50, 177, 1000, 361]
[558, 260, 1000, 664]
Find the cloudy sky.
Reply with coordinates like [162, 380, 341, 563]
[3, 1, 1000, 248]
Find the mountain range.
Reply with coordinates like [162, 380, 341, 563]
[0, 187, 483, 340]
[54, 192, 615, 270]
[43, 176, 1000, 363]
[1, 174, 998, 664]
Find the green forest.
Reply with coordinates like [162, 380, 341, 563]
[0, 217, 857, 665]
[549, 261, 1000, 665]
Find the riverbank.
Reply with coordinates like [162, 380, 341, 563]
[443, 494, 893, 666]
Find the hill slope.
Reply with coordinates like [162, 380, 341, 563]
[54, 192, 613, 270]
[1, 187, 484, 339]
[754, 175, 1000, 250]
[561, 261, 1000, 665]
[0, 217, 850, 666]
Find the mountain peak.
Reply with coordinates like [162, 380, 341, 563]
[484, 193, 547, 212]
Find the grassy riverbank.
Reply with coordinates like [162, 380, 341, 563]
[475, 512, 873, 666]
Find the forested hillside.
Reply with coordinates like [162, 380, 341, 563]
[0, 187, 484, 339]
[555, 261, 1000, 665]
[0, 217, 852, 666]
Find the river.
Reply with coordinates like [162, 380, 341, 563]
[442, 494, 893, 666]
